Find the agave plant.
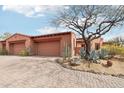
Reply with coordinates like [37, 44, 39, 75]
[88, 50, 99, 63]
[80, 48, 99, 63]
[98, 48, 109, 59]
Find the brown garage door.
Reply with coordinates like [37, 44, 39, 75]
[37, 41, 60, 56]
[10, 42, 25, 55]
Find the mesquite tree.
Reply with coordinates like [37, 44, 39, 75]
[0, 32, 12, 40]
[53, 5, 124, 59]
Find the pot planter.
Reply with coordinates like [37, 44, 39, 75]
[107, 60, 112, 67]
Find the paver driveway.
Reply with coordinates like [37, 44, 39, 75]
[0, 56, 124, 88]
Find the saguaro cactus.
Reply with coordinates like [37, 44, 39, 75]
[63, 42, 71, 60]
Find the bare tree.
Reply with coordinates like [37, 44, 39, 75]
[0, 32, 12, 40]
[53, 5, 124, 59]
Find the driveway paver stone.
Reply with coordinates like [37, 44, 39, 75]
[0, 56, 123, 88]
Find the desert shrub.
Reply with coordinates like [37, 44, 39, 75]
[80, 47, 85, 59]
[98, 48, 109, 59]
[19, 48, 29, 56]
[63, 43, 71, 60]
[0, 48, 8, 55]
[102, 45, 124, 56]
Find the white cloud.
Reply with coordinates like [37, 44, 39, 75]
[2, 5, 68, 18]
[36, 26, 67, 35]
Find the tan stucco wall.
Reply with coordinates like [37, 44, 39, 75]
[32, 32, 75, 56]
[0, 42, 6, 50]
[6, 34, 32, 55]
[0, 42, 2, 49]
[70, 32, 76, 56]
[91, 38, 102, 50]
[3, 32, 75, 57]
[0, 32, 102, 56]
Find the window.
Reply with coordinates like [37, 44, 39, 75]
[81, 44, 84, 47]
[95, 43, 100, 50]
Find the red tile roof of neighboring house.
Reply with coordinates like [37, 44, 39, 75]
[5, 33, 31, 41]
[76, 38, 84, 42]
[0, 32, 73, 42]
[77, 37, 103, 41]
[0, 40, 6, 42]
[76, 38, 83, 40]
[0, 32, 103, 43]
[31, 32, 72, 38]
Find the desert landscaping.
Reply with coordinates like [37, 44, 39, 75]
[57, 56, 124, 77]
[57, 42, 124, 78]
[0, 56, 124, 88]
[0, 5, 124, 88]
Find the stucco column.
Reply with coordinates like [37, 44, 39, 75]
[6, 41, 9, 54]
[25, 38, 33, 56]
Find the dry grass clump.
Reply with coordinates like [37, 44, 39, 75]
[102, 45, 124, 56]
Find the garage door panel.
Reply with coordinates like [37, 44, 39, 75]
[10, 42, 25, 55]
[37, 41, 60, 56]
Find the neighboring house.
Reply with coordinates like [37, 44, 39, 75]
[0, 32, 103, 57]
[75, 38, 103, 55]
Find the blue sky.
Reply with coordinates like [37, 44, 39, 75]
[0, 5, 60, 36]
[0, 5, 124, 41]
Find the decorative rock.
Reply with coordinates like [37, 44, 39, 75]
[70, 58, 81, 66]
[107, 60, 112, 66]
[96, 60, 101, 64]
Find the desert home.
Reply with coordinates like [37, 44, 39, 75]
[0, 32, 103, 57]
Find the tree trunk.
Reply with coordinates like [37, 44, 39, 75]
[84, 40, 91, 60]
